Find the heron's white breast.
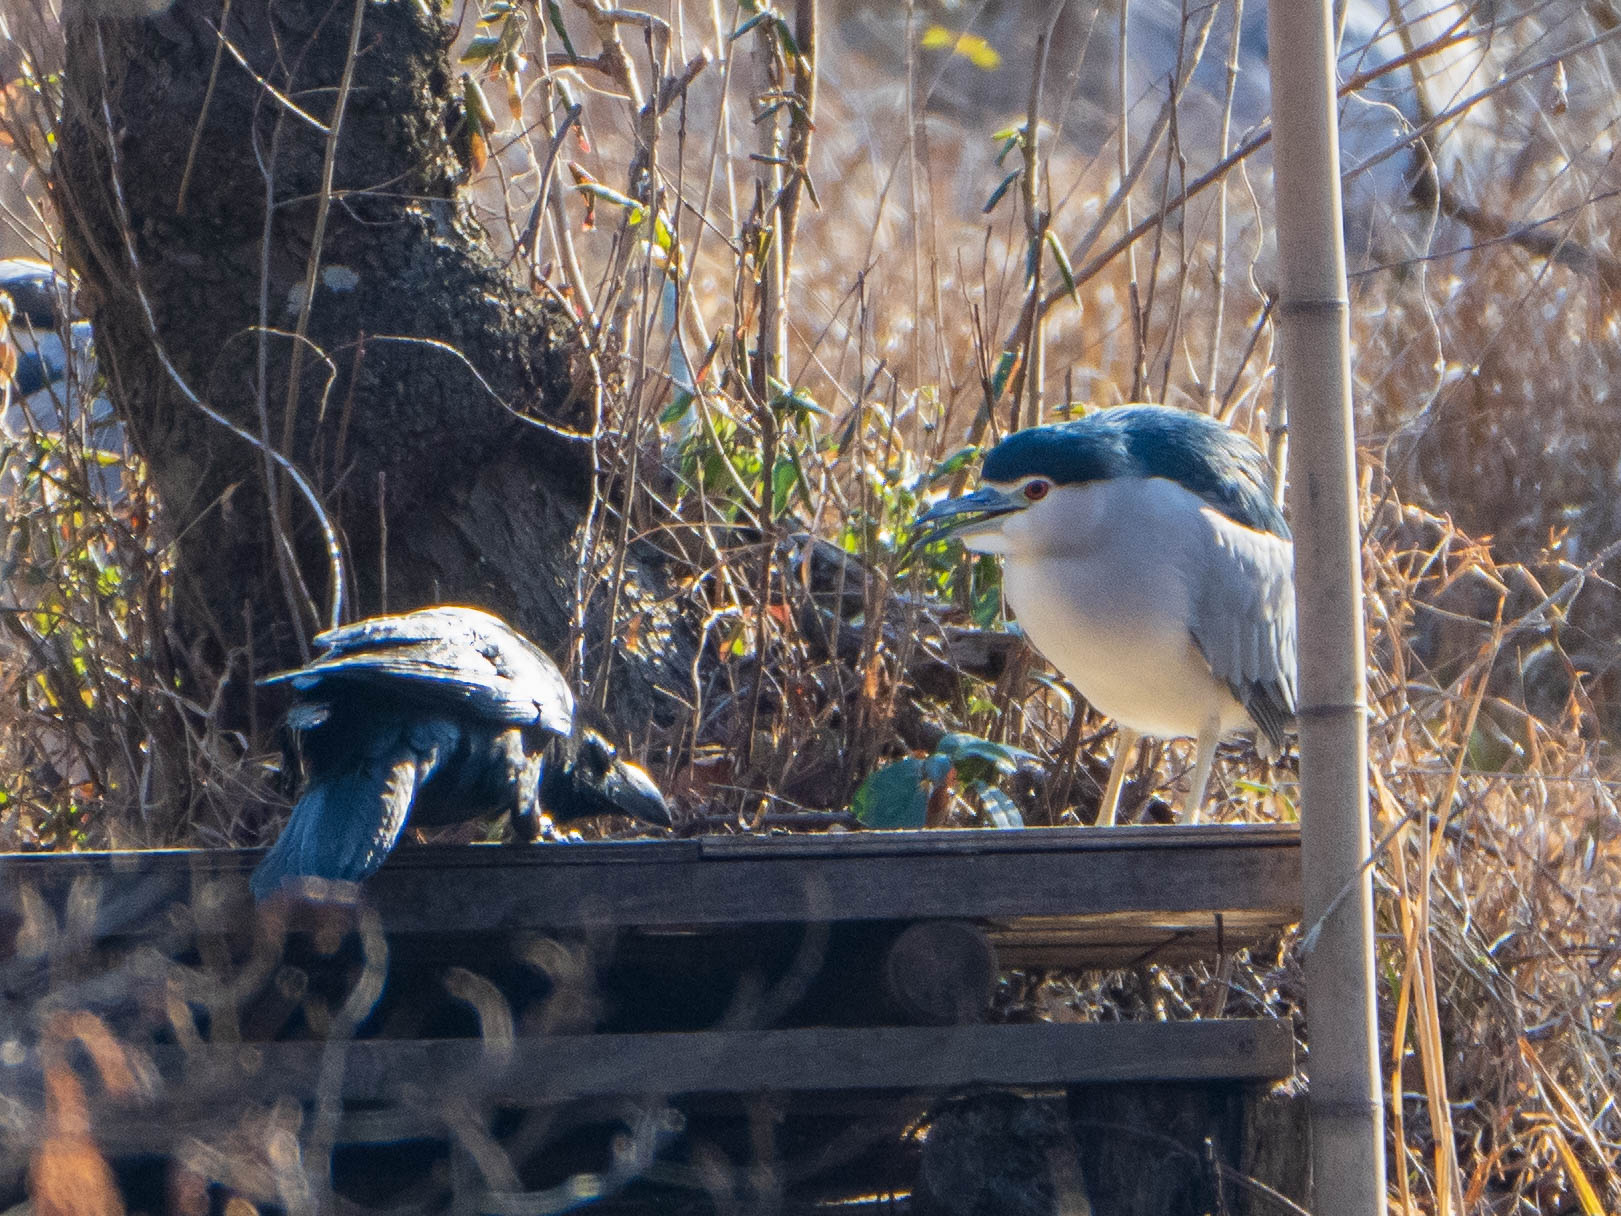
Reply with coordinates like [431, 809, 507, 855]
[983, 477, 1252, 739]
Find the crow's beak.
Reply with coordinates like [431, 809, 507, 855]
[599, 755, 673, 827]
[559, 730, 672, 828]
[911, 485, 1025, 550]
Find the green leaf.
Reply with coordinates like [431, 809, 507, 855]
[660, 391, 694, 426]
[495, 11, 528, 55]
[464, 8, 525, 59]
[770, 455, 800, 518]
[730, 11, 772, 41]
[936, 732, 1035, 776]
[461, 72, 496, 131]
[970, 579, 1001, 630]
[984, 169, 1021, 214]
[852, 757, 931, 829]
[988, 349, 1017, 401]
[768, 376, 828, 420]
[985, 120, 1024, 166]
[925, 446, 979, 486]
[753, 224, 776, 266]
[936, 733, 1038, 787]
[546, 0, 579, 59]
[1046, 230, 1080, 304]
[774, 15, 801, 59]
[461, 33, 505, 63]
[785, 447, 815, 514]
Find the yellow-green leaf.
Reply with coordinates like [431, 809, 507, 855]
[1046, 230, 1079, 304]
[461, 33, 504, 63]
[461, 72, 496, 132]
[920, 25, 1001, 70]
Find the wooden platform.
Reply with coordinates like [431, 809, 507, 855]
[0, 823, 1300, 970]
[0, 826, 1306, 1213]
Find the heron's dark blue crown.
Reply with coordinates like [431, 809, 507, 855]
[980, 405, 1289, 540]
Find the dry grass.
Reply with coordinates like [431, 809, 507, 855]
[4, 0, 1621, 1210]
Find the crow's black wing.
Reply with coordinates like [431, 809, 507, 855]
[262, 606, 573, 733]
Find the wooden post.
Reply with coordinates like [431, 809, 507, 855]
[1265, 3, 1388, 1214]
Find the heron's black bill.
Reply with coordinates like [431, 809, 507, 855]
[908, 486, 1022, 552]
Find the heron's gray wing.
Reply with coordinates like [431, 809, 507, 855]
[1188, 511, 1297, 753]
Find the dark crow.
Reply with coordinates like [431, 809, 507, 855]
[252, 605, 670, 899]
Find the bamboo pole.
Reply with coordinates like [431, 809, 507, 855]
[1265, 3, 1388, 1214]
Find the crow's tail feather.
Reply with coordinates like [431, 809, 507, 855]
[251, 755, 421, 899]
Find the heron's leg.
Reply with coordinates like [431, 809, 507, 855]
[1096, 727, 1141, 827]
[1184, 713, 1223, 823]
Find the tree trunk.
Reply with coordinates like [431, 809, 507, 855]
[52, 0, 681, 763]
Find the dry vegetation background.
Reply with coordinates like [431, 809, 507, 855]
[2, 0, 1621, 1211]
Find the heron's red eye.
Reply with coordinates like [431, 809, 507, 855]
[1023, 480, 1051, 501]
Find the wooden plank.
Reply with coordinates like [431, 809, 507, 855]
[49, 1022, 1291, 1112]
[0, 825, 1301, 944]
[0, 824, 1299, 873]
[688, 824, 1299, 858]
[988, 908, 1295, 968]
[364, 848, 1297, 932]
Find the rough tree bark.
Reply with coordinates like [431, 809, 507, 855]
[52, 0, 682, 754]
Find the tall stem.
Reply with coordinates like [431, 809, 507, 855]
[1267, 3, 1388, 1213]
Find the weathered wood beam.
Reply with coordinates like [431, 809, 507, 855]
[0, 826, 1301, 944]
[18, 1021, 1293, 1127]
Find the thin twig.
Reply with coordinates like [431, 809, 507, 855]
[176, 0, 234, 216]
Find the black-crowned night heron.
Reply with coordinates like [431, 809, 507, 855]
[1, 258, 124, 502]
[916, 404, 1297, 825]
